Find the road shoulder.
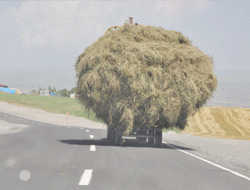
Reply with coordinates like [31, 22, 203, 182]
[163, 132, 250, 178]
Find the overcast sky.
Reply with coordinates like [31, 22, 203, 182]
[0, 1, 250, 92]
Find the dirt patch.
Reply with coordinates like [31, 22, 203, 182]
[0, 119, 29, 135]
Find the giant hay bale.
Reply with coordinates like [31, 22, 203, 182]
[75, 23, 218, 135]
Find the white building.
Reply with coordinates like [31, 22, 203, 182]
[40, 90, 55, 97]
[40, 90, 50, 96]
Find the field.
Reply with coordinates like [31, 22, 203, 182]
[184, 107, 250, 140]
[0, 92, 102, 123]
[1, 93, 250, 140]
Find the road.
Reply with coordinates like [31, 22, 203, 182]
[0, 112, 249, 190]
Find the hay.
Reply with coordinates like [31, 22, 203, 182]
[75, 23, 218, 135]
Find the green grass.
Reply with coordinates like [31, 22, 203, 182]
[0, 93, 103, 123]
[162, 127, 181, 133]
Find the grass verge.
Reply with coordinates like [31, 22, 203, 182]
[0, 93, 103, 123]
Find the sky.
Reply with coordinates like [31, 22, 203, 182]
[0, 0, 250, 93]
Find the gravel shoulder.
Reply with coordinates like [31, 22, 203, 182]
[163, 132, 250, 178]
[0, 101, 107, 130]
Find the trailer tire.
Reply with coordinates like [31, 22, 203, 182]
[148, 131, 154, 146]
[107, 127, 113, 141]
[114, 130, 123, 146]
[155, 131, 162, 147]
[111, 130, 116, 145]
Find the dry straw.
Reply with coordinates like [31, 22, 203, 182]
[75, 23, 218, 135]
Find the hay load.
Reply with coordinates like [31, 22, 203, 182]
[75, 23, 218, 135]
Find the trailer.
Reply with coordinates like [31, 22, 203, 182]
[107, 126, 162, 147]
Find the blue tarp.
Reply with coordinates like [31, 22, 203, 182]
[49, 92, 55, 97]
[0, 88, 16, 94]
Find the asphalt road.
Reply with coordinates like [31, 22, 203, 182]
[0, 112, 249, 190]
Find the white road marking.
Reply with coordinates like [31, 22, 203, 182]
[162, 142, 250, 181]
[79, 169, 93, 185]
[86, 130, 90, 132]
[90, 145, 96, 151]
[89, 135, 94, 139]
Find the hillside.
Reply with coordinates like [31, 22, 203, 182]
[184, 107, 250, 140]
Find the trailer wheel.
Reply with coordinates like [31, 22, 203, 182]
[155, 131, 162, 147]
[107, 127, 113, 141]
[111, 130, 116, 145]
[148, 131, 154, 146]
[114, 130, 123, 145]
